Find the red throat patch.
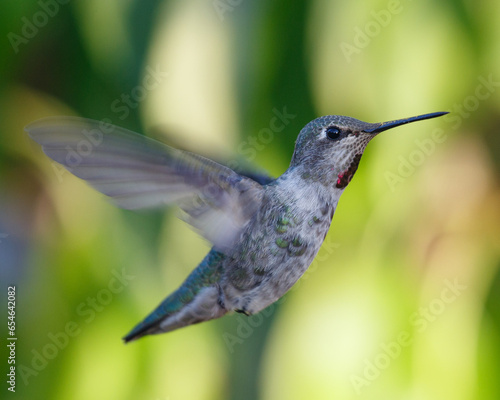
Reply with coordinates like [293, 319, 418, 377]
[336, 154, 362, 189]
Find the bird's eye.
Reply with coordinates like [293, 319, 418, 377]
[326, 127, 341, 140]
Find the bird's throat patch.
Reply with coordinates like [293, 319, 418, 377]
[336, 154, 362, 189]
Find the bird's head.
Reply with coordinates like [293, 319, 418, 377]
[290, 112, 447, 189]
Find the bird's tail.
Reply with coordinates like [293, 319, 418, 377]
[123, 250, 227, 343]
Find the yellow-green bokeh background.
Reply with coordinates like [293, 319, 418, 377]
[1, 1, 500, 399]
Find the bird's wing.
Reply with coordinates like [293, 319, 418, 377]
[147, 126, 275, 186]
[231, 170, 274, 186]
[26, 117, 265, 252]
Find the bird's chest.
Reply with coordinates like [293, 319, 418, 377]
[224, 189, 335, 300]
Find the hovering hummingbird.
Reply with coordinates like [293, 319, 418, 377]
[26, 111, 447, 342]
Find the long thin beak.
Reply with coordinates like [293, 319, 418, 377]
[364, 111, 449, 134]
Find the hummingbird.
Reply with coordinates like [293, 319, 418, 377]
[26, 111, 447, 342]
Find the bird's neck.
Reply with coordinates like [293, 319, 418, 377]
[275, 166, 344, 209]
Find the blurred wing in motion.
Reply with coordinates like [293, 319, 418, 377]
[147, 125, 275, 186]
[26, 117, 265, 252]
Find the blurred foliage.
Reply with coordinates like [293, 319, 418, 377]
[1, 0, 500, 399]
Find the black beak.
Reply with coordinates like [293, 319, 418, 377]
[364, 111, 449, 134]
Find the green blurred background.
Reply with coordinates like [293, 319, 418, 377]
[1, 0, 500, 399]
